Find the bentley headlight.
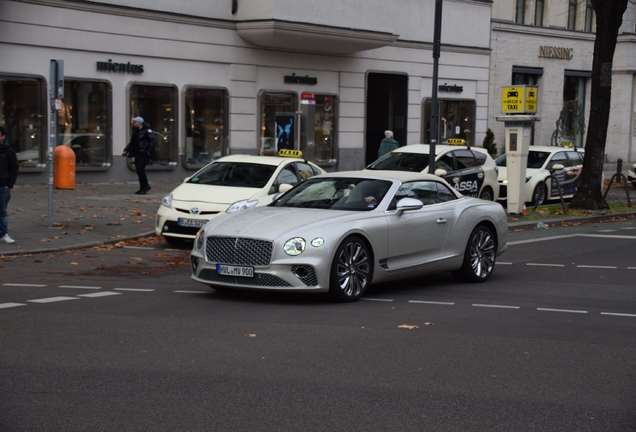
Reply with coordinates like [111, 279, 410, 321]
[195, 229, 205, 249]
[283, 237, 306, 256]
[227, 199, 258, 213]
[161, 194, 173, 208]
[311, 237, 325, 248]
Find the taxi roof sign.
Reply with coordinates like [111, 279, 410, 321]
[446, 138, 466, 145]
[501, 85, 538, 114]
[279, 149, 303, 158]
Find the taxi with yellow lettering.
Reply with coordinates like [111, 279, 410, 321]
[366, 139, 500, 201]
[156, 150, 326, 244]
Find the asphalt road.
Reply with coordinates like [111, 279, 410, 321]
[1, 220, 636, 431]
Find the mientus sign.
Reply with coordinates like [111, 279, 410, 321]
[96, 59, 145, 74]
[284, 73, 318, 85]
[539, 46, 573, 60]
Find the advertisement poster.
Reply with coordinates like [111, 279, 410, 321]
[275, 114, 295, 151]
[550, 165, 583, 196]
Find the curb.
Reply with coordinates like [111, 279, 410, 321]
[508, 211, 636, 232]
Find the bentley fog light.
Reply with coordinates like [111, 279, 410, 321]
[284, 237, 306, 256]
[161, 194, 173, 209]
[227, 199, 258, 213]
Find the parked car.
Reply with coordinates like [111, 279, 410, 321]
[366, 144, 500, 201]
[156, 153, 326, 244]
[495, 145, 585, 205]
[190, 170, 508, 302]
[628, 162, 636, 187]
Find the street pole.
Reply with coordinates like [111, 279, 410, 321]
[48, 60, 64, 227]
[429, 0, 443, 173]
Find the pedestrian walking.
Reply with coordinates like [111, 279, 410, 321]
[378, 130, 399, 158]
[123, 116, 156, 194]
[0, 126, 19, 244]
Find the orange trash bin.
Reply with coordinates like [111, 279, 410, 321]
[54, 145, 76, 189]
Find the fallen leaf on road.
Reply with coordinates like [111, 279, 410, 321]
[398, 324, 419, 330]
[423, 322, 434, 326]
[247, 334, 256, 338]
[71, 262, 78, 265]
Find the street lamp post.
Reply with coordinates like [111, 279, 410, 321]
[428, 0, 443, 173]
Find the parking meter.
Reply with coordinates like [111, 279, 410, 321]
[495, 115, 540, 214]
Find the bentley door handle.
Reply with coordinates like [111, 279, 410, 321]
[437, 218, 447, 225]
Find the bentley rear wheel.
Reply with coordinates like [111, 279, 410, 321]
[329, 236, 372, 302]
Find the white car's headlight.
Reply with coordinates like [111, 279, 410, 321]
[161, 194, 173, 208]
[227, 199, 258, 213]
[195, 229, 205, 249]
[283, 237, 306, 256]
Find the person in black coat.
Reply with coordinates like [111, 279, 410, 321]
[123, 116, 156, 194]
[0, 126, 19, 244]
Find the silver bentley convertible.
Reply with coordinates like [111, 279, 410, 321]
[190, 171, 508, 302]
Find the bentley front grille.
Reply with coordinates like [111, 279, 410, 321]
[205, 237, 273, 266]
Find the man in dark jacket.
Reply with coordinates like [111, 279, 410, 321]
[0, 126, 19, 244]
[123, 116, 156, 194]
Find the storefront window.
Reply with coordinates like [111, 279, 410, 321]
[61, 80, 111, 168]
[259, 92, 297, 156]
[562, 73, 588, 147]
[423, 100, 476, 146]
[314, 94, 337, 165]
[184, 87, 228, 169]
[0, 76, 46, 169]
[129, 84, 177, 167]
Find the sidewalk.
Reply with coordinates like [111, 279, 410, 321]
[0, 181, 180, 256]
[0, 180, 634, 256]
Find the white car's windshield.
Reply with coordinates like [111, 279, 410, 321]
[495, 151, 552, 169]
[367, 152, 430, 172]
[188, 162, 276, 188]
[270, 177, 392, 211]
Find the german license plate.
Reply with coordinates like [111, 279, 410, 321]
[216, 264, 254, 278]
[178, 218, 207, 228]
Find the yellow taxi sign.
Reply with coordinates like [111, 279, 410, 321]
[446, 138, 466, 146]
[278, 149, 303, 158]
[501, 85, 538, 114]
[559, 141, 575, 148]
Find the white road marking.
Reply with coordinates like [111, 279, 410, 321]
[59, 285, 101, 290]
[620, 227, 636, 230]
[628, 267, 636, 270]
[123, 246, 155, 250]
[0, 303, 27, 309]
[496, 262, 513, 265]
[114, 288, 155, 292]
[77, 292, 122, 298]
[472, 304, 520, 309]
[28, 297, 80, 304]
[2, 283, 47, 287]
[601, 312, 636, 318]
[537, 308, 588, 314]
[408, 300, 455, 305]
[597, 229, 618, 232]
[576, 265, 617, 269]
[174, 290, 209, 294]
[361, 298, 394, 302]
[509, 233, 636, 245]
[527, 263, 565, 267]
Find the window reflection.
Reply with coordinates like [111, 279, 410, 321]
[314, 94, 337, 165]
[61, 80, 111, 168]
[259, 92, 297, 156]
[130, 84, 177, 167]
[423, 100, 475, 145]
[0, 76, 46, 168]
[184, 87, 227, 169]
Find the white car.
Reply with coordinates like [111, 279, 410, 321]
[366, 144, 500, 201]
[628, 162, 636, 187]
[495, 145, 585, 205]
[156, 153, 326, 244]
[190, 170, 508, 302]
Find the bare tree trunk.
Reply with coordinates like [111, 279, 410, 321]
[570, 0, 629, 210]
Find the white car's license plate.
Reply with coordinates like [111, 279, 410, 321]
[178, 218, 208, 228]
[216, 264, 254, 278]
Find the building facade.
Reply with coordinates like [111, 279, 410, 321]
[1, 0, 492, 185]
[489, 0, 636, 166]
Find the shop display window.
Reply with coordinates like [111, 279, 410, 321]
[60, 80, 111, 169]
[129, 84, 177, 167]
[314, 94, 337, 165]
[0, 76, 46, 169]
[422, 100, 476, 146]
[259, 92, 297, 156]
[184, 87, 228, 169]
